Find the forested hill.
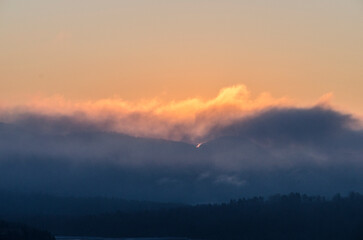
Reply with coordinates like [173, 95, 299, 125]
[0, 220, 54, 240]
[0, 191, 183, 217]
[15, 193, 363, 240]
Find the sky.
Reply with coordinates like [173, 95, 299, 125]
[0, 1, 363, 202]
[0, 0, 362, 113]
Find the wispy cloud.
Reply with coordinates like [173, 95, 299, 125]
[0, 85, 297, 143]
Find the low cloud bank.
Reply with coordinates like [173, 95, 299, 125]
[0, 88, 362, 202]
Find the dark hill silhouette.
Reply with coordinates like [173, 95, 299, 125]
[6, 193, 363, 240]
[0, 219, 54, 240]
[0, 191, 183, 218]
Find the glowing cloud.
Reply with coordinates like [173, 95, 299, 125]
[0, 84, 331, 143]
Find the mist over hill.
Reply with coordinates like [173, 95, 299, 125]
[0, 106, 362, 202]
[0, 191, 183, 218]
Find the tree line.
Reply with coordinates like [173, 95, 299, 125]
[13, 192, 363, 240]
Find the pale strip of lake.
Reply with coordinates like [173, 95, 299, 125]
[56, 237, 191, 240]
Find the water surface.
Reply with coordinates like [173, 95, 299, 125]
[56, 237, 191, 240]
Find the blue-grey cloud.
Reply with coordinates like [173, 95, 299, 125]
[0, 106, 362, 203]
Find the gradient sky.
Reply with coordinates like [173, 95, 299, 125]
[0, 0, 362, 113]
[1, 1, 363, 202]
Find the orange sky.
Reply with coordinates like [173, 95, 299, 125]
[0, 0, 362, 114]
